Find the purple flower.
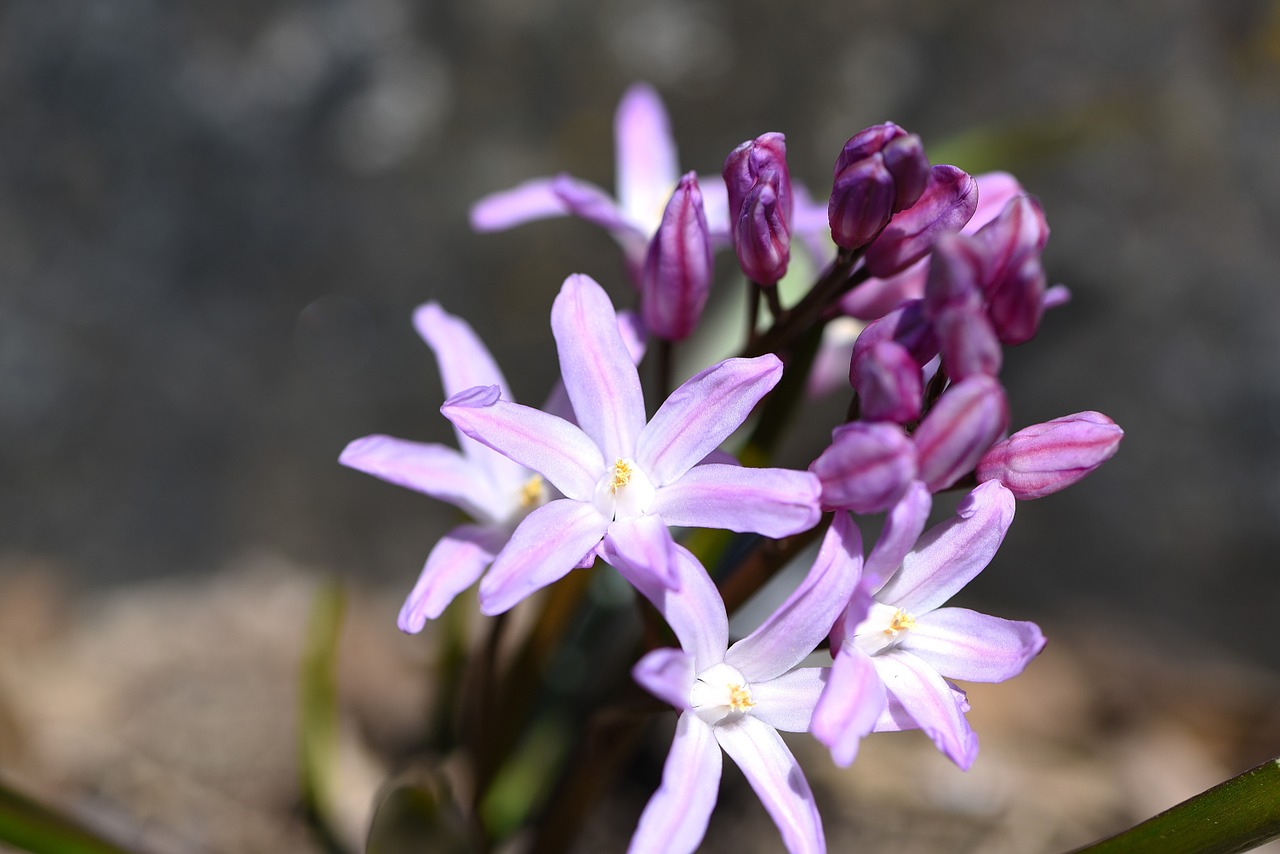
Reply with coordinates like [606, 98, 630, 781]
[441, 274, 821, 614]
[641, 172, 714, 340]
[724, 132, 793, 285]
[828, 123, 930, 251]
[976, 411, 1123, 499]
[615, 515, 870, 854]
[812, 481, 1045, 770]
[469, 84, 729, 279]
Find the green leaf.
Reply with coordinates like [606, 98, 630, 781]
[1068, 756, 1280, 854]
[298, 581, 347, 852]
[0, 778, 139, 854]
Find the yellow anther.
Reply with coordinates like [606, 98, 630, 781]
[609, 459, 634, 493]
[518, 475, 545, 509]
[727, 684, 755, 713]
[884, 608, 916, 636]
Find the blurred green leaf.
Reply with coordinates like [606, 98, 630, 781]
[1068, 756, 1280, 854]
[365, 770, 475, 854]
[0, 779, 139, 854]
[299, 581, 347, 852]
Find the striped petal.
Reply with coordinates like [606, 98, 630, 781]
[628, 712, 720, 854]
[398, 524, 504, 632]
[654, 464, 820, 538]
[715, 717, 825, 854]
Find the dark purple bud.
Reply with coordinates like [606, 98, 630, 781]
[985, 254, 1046, 345]
[865, 165, 979, 278]
[641, 173, 713, 341]
[833, 123, 909, 174]
[976, 411, 1123, 499]
[913, 374, 1008, 492]
[810, 421, 918, 513]
[852, 340, 923, 423]
[881, 134, 930, 212]
[850, 300, 939, 388]
[723, 132, 792, 228]
[828, 155, 895, 250]
[974, 195, 1049, 289]
[735, 179, 791, 285]
[933, 306, 1003, 381]
[923, 233, 985, 319]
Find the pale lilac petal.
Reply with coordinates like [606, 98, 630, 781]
[477, 499, 609, 615]
[1043, 283, 1071, 308]
[698, 174, 731, 240]
[542, 308, 648, 423]
[633, 648, 696, 710]
[470, 177, 569, 231]
[603, 513, 679, 590]
[715, 717, 825, 854]
[874, 481, 1015, 613]
[441, 386, 604, 501]
[615, 83, 680, 230]
[904, 608, 1045, 683]
[638, 355, 783, 484]
[654, 464, 821, 538]
[874, 680, 969, 732]
[811, 647, 886, 767]
[339, 435, 499, 522]
[603, 540, 728, 670]
[968, 172, 1024, 232]
[552, 274, 647, 460]
[628, 712, 720, 854]
[398, 524, 504, 632]
[727, 514, 863, 681]
[749, 668, 828, 733]
[875, 651, 979, 769]
[551, 174, 642, 236]
[413, 302, 512, 400]
[864, 480, 932, 582]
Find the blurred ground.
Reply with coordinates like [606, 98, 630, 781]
[1, 556, 1277, 854]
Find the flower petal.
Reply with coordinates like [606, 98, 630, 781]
[863, 480, 932, 582]
[811, 647, 886, 767]
[398, 524, 504, 632]
[638, 355, 783, 484]
[551, 274, 647, 461]
[749, 668, 828, 733]
[339, 435, 499, 522]
[615, 83, 679, 231]
[441, 386, 603, 502]
[875, 651, 979, 769]
[628, 712, 721, 854]
[603, 514, 679, 591]
[633, 648, 696, 710]
[727, 514, 862, 681]
[551, 174, 642, 236]
[654, 464, 821, 538]
[477, 498, 608, 615]
[904, 608, 1045, 683]
[412, 302, 512, 400]
[603, 539, 728, 671]
[715, 716, 825, 854]
[874, 480, 1015, 613]
[469, 177, 569, 231]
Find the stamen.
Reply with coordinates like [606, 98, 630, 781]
[727, 683, 755, 712]
[518, 475, 545, 509]
[609, 459, 633, 492]
[884, 608, 916, 636]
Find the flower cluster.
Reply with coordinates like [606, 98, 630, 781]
[341, 84, 1123, 852]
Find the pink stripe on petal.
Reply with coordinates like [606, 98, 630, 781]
[603, 514, 679, 590]
[638, 355, 782, 484]
[398, 524, 503, 632]
[904, 608, 1045, 683]
[875, 651, 979, 769]
[811, 647, 886, 767]
[477, 499, 609, 615]
[875, 480, 1015, 613]
[865, 480, 932, 583]
[628, 712, 720, 854]
[655, 464, 820, 538]
[551, 275, 647, 461]
[715, 717, 825, 854]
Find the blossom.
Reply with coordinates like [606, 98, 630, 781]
[441, 274, 821, 615]
[812, 481, 1045, 769]
[641, 172, 714, 340]
[976, 411, 1123, 499]
[470, 84, 729, 279]
[614, 515, 871, 854]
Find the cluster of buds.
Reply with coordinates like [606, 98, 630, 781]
[342, 84, 1123, 854]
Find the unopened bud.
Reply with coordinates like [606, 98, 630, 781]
[852, 340, 923, 423]
[976, 411, 1122, 499]
[914, 375, 1008, 491]
[810, 422, 917, 513]
[865, 165, 978, 278]
[828, 123, 929, 250]
[641, 173, 713, 341]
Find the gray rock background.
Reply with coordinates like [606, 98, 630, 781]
[3, 0, 1280, 675]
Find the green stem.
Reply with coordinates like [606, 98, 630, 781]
[1067, 756, 1280, 854]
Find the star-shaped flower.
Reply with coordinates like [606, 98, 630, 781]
[442, 273, 821, 614]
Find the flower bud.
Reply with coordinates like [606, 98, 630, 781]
[852, 340, 923, 423]
[976, 411, 1123, 499]
[865, 165, 978, 278]
[923, 233, 985, 319]
[828, 123, 929, 250]
[986, 254, 1046, 345]
[913, 374, 1008, 491]
[641, 173, 713, 341]
[810, 422, 917, 513]
[724, 134, 793, 285]
[724, 133, 791, 227]
[933, 306, 1003, 381]
[849, 300, 939, 388]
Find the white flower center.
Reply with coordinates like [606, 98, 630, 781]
[592, 457, 656, 520]
[689, 662, 755, 726]
[854, 602, 917, 656]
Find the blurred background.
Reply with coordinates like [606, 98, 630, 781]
[2, 0, 1280, 851]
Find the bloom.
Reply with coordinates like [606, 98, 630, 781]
[812, 481, 1045, 769]
[441, 274, 821, 615]
[614, 515, 870, 854]
[976, 411, 1123, 499]
[470, 84, 728, 279]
